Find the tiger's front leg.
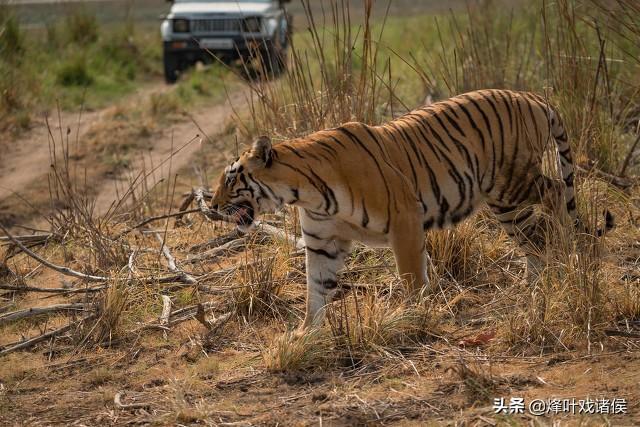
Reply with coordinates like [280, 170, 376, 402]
[299, 236, 352, 330]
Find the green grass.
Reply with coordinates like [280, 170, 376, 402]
[0, 5, 162, 134]
[0, 2, 241, 138]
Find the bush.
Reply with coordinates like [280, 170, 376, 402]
[65, 8, 99, 45]
[0, 7, 23, 60]
[57, 55, 93, 87]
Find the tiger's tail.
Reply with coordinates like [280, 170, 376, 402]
[550, 109, 614, 237]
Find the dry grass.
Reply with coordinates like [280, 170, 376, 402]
[1, 0, 640, 425]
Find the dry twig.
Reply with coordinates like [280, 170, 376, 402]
[193, 187, 227, 221]
[0, 223, 107, 282]
[578, 162, 634, 189]
[114, 208, 201, 240]
[195, 303, 231, 329]
[113, 392, 151, 410]
[159, 295, 172, 339]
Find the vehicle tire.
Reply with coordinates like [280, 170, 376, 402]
[163, 50, 180, 84]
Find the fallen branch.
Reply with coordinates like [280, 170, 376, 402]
[0, 303, 88, 325]
[0, 233, 55, 246]
[255, 221, 305, 250]
[114, 392, 151, 410]
[159, 295, 172, 339]
[179, 188, 305, 252]
[0, 315, 95, 356]
[189, 229, 245, 253]
[127, 250, 137, 278]
[187, 237, 248, 264]
[134, 302, 217, 332]
[0, 284, 106, 294]
[139, 273, 198, 285]
[154, 233, 197, 284]
[0, 223, 107, 282]
[195, 304, 232, 337]
[578, 162, 634, 189]
[604, 329, 640, 339]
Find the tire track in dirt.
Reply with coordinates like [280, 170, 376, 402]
[93, 87, 249, 216]
[0, 110, 101, 202]
[0, 83, 166, 203]
[0, 82, 249, 223]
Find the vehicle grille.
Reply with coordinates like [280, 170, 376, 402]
[191, 19, 242, 33]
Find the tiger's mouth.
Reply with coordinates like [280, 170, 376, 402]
[230, 201, 255, 227]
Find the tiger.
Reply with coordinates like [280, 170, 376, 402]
[211, 89, 613, 331]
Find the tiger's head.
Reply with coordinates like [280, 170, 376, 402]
[211, 136, 282, 231]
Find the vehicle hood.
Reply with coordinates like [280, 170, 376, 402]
[170, 2, 274, 16]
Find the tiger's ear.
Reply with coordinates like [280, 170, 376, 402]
[248, 136, 273, 168]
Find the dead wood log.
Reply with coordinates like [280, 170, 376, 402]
[0, 314, 96, 356]
[0, 303, 88, 325]
[0, 223, 107, 282]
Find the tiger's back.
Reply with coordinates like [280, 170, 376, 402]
[293, 89, 573, 235]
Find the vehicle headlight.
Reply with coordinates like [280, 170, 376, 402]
[242, 17, 261, 33]
[264, 17, 278, 36]
[173, 19, 190, 33]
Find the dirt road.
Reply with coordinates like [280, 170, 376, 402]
[0, 81, 248, 224]
[0, 109, 103, 202]
[92, 87, 248, 216]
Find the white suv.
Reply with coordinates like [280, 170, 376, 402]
[161, 0, 291, 83]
